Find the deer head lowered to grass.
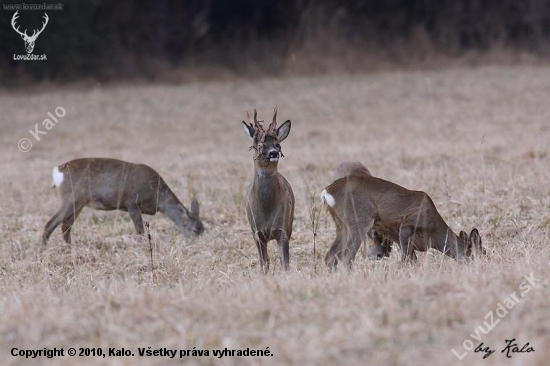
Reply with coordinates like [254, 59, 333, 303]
[322, 169, 484, 269]
[42, 158, 204, 247]
[242, 108, 294, 273]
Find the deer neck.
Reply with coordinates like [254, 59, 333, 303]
[251, 164, 280, 202]
[255, 164, 278, 177]
[156, 185, 180, 213]
[158, 192, 189, 233]
[432, 223, 464, 259]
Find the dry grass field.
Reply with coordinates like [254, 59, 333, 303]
[1, 65, 550, 366]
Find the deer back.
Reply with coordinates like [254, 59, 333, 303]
[56, 158, 169, 212]
[325, 174, 482, 259]
[324, 175, 449, 244]
[332, 161, 372, 181]
[54, 158, 204, 228]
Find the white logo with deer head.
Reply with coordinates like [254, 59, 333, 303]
[11, 11, 49, 54]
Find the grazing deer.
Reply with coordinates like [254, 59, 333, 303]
[242, 109, 294, 273]
[331, 161, 393, 260]
[42, 158, 204, 247]
[322, 173, 483, 269]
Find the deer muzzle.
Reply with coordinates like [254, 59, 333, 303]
[268, 150, 279, 162]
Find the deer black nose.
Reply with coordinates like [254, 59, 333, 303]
[268, 151, 279, 159]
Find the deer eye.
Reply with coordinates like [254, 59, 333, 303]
[276, 143, 281, 149]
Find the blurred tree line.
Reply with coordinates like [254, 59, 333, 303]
[1, 0, 549, 84]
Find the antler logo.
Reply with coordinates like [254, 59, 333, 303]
[11, 10, 49, 54]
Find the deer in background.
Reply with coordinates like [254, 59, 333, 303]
[331, 161, 393, 260]
[11, 11, 49, 54]
[242, 109, 294, 273]
[42, 158, 204, 247]
[322, 170, 483, 269]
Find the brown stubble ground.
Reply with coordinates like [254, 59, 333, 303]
[1, 65, 550, 366]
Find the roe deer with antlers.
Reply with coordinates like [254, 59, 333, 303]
[322, 172, 483, 269]
[331, 161, 393, 260]
[42, 158, 204, 247]
[242, 109, 294, 273]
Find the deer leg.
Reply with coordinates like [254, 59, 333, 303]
[410, 248, 418, 262]
[42, 202, 81, 247]
[362, 230, 373, 259]
[274, 230, 290, 272]
[43, 212, 64, 247]
[254, 235, 270, 274]
[343, 218, 373, 269]
[126, 204, 144, 235]
[340, 195, 376, 268]
[61, 205, 84, 244]
[325, 218, 345, 271]
[399, 225, 418, 262]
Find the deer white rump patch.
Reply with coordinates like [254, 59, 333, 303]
[52, 166, 64, 187]
[322, 189, 336, 207]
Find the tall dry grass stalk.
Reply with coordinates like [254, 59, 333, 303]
[145, 221, 156, 284]
[308, 193, 321, 275]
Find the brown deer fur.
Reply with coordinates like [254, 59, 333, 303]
[42, 158, 204, 246]
[242, 109, 294, 273]
[331, 161, 393, 260]
[322, 173, 483, 269]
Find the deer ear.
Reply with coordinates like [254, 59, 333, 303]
[277, 120, 291, 142]
[470, 228, 482, 251]
[459, 231, 468, 241]
[190, 198, 200, 216]
[242, 121, 254, 141]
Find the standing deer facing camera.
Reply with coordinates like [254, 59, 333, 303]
[242, 109, 294, 273]
[42, 158, 204, 247]
[322, 172, 483, 269]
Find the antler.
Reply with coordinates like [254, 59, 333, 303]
[11, 11, 49, 40]
[267, 107, 277, 134]
[11, 11, 28, 38]
[31, 13, 49, 39]
[247, 109, 264, 132]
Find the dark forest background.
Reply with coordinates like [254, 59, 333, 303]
[1, 0, 550, 85]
